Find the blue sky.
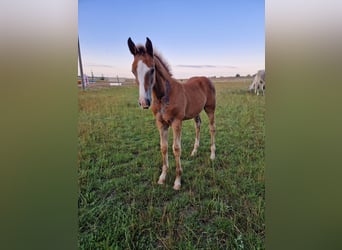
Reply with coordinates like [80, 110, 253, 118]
[78, 0, 264, 78]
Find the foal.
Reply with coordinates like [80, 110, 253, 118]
[128, 37, 216, 190]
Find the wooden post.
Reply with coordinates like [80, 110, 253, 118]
[78, 36, 85, 90]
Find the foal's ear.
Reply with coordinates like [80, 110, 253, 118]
[128, 37, 137, 55]
[145, 37, 153, 57]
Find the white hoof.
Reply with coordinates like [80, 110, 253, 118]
[158, 175, 166, 185]
[173, 179, 181, 190]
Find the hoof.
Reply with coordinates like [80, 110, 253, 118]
[173, 178, 181, 190]
[158, 173, 167, 185]
[191, 146, 199, 156]
[210, 154, 215, 160]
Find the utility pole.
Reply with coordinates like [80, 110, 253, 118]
[78, 36, 85, 90]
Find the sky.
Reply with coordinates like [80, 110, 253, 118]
[78, 0, 264, 79]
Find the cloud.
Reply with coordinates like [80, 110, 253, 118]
[86, 63, 113, 68]
[176, 64, 237, 69]
[176, 65, 216, 68]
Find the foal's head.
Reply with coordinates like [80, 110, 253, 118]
[128, 37, 155, 109]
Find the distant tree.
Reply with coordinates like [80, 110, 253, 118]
[235, 73, 240, 78]
[100, 74, 105, 80]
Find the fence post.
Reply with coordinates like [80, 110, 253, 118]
[78, 36, 85, 90]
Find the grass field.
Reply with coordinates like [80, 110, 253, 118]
[78, 79, 265, 249]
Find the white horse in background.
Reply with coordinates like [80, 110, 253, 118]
[83, 74, 89, 87]
[249, 70, 265, 96]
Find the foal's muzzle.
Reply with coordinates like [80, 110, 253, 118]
[139, 98, 151, 109]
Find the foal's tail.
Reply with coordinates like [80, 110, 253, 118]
[208, 79, 216, 96]
[202, 77, 216, 115]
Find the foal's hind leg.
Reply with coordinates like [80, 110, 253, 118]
[205, 109, 216, 160]
[191, 115, 201, 156]
[172, 120, 182, 190]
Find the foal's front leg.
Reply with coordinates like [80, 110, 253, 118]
[172, 120, 182, 190]
[157, 121, 169, 185]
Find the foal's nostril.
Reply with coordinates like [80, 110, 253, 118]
[139, 98, 150, 109]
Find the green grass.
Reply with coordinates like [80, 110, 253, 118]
[78, 80, 265, 249]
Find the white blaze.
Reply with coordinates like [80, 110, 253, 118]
[137, 60, 150, 101]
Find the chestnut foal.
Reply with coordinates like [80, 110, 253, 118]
[128, 37, 216, 190]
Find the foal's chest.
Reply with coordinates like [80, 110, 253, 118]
[152, 101, 178, 125]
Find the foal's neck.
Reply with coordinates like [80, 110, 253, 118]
[153, 58, 175, 100]
[153, 74, 170, 100]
